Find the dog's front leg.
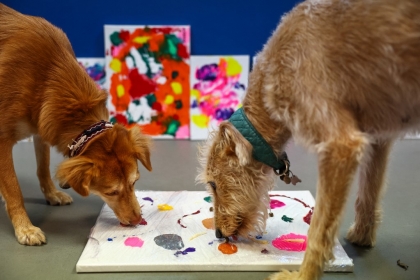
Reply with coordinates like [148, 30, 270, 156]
[0, 142, 46, 245]
[33, 135, 73, 206]
[267, 134, 367, 280]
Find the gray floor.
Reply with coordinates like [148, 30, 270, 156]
[1, 140, 419, 280]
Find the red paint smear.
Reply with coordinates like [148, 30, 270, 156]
[218, 243, 238, 254]
[119, 30, 130, 42]
[270, 199, 286, 209]
[303, 209, 313, 225]
[177, 43, 189, 59]
[177, 210, 201, 228]
[272, 233, 307, 252]
[139, 218, 147, 225]
[115, 114, 128, 125]
[128, 68, 157, 99]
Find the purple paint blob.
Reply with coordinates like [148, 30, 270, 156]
[270, 199, 286, 209]
[142, 197, 154, 205]
[174, 247, 196, 257]
[124, 237, 144, 248]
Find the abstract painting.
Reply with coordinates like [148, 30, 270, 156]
[76, 191, 352, 272]
[189, 56, 249, 140]
[77, 58, 107, 89]
[104, 25, 190, 139]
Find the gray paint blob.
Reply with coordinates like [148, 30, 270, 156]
[154, 234, 184, 250]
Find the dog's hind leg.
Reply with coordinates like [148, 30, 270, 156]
[268, 132, 368, 280]
[33, 135, 73, 206]
[0, 142, 46, 245]
[346, 139, 393, 247]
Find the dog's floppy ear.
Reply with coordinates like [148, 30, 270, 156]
[56, 156, 98, 197]
[219, 121, 253, 166]
[129, 126, 153, 172]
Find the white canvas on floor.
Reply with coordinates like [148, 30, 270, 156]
[190, 55, 249, 140]
[76, 191, 353, 273]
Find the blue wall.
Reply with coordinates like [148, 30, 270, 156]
[3, 0, 301, 58]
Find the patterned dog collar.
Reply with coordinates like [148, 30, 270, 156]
[67, 120, 114, 157]
[228, 108, 290, 176]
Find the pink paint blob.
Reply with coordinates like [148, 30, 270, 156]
[175, 124, 189, 139]
[272, 233, 307, 252]
[124, 237, 144, 248]
[270, 199, 286, 209]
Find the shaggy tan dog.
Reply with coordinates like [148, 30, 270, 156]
[0, 4, 152, 246]
[198, 0, 420, 279]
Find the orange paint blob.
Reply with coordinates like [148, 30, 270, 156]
[202, 218, 215, 230]
[218, 243, 238, 254]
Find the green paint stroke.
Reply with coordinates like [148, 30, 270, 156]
[165, 120, 180, 136]
[281, 215, 294, 223]
[110, 32, 123, 46]
[204, 196, 212, 203]
[145, 93, 157, 107]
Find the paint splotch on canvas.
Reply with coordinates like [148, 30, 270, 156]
[77, 58, 106, 89]
[189, 56, 249, 140]
[104, 25, 190, 139]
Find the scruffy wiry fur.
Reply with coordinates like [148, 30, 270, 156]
[0, 4, 152, 246]
[198, 0, 420, 279]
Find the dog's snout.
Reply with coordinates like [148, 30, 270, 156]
[215, 228, 224, 238]
[129, 216, 142, 226]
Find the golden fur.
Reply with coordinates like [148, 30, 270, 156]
[0, 4, 152, 246]
[198, 0, 420, 279]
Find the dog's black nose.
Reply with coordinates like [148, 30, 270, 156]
[215, 228, 223, 238]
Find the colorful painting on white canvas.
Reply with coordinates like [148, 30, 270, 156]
[77, 58, 106, 89]
[190, 56, 249, 140]
[76, 191, 352, 272]
[104, 25, 190, 139]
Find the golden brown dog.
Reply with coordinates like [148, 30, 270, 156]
[198, 0, 420, 279]
[0, 4, 152, 246]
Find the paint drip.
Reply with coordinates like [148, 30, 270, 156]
[281, 215, 294, 223]
[142, 197, 154, 205]
[270, 199, 286, 209]
[174, 247, 196, 257]
[202, 218, 215, 230]
[303, 209, 313, 225]
[154, 234, 184, 250]
[177, 210, 201, 228]
[272, 233, 307, 252]
[218, 243, 238, 254]
[158, 204, 173, 211]
[124, 237, 144, 248]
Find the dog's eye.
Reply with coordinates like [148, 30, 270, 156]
[105, 190, 119, 196]
[208, 181, 216, 190]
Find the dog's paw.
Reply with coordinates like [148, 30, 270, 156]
[346, 223, 376, 247]
[45, 190, 73, 206]
[15, 225, 46, 245]
[266, 270, 300, 280]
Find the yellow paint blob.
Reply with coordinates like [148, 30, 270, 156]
[226, 57, 242, 77]
[192, 115, 209, 128]
[116, 85, 125, 98]
[171, 82, 183, 94]
[133, 36, 150, 44]
[191, 89, 201, 98]
[110, 58, 121, 73]
[164, 95, 174, 105]
[157, 204, 173, 211]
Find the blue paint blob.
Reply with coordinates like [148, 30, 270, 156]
[256, 235, 263, 239]
[107, 238, 113, 241]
